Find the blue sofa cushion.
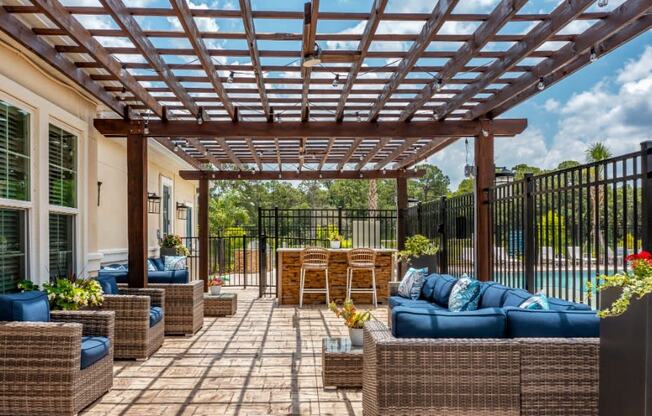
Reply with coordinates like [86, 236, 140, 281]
[398, 268, 428, 300]
[148, 270, 189, 284]
[431, 274, 457, 307]
[547, 297, 591, 311]
[80, 336, 111, 369]
[389, 296, 445, 311]
[150, 258, 165, 271]
[96, 274, 119, 295]
[478, 283, 510, 308]
[149, 306, 163, 327]
[0, 291, 50, 322]
[391, 306, 506, 339]
[502, 288, 533, 308]
[420, 273, 440, 300]
[448, 276, 482, 312]
[505, 308, 599, 338]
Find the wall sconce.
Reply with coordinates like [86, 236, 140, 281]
[147, 192, 161, 214]
[97, 181, 102, 206]
[176, 202, 189, 220]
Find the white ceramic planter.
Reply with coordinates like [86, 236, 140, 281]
[349, 327, 363, 347]
[330, 240, 341, 249]
[209, 286, 222, 295]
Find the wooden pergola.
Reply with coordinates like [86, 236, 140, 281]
[2, 0, 650, 288]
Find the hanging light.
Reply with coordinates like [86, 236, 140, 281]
[196, 107, 204, 125]
[147, 193, 161, 214]
[597, 0, 608, 7]
[176, 202, 189, 220]
[590, 47, 598, 63]
[482, 128, 489, 138]
[174, 145, 179, 153]
[432, 110, 440, 121]
[227, 71, 235, 83]
[332, 74, 340, 88]
[118, 87, 126, 101]
[275, 113, 282, 123]
[302, 43, 322, 67]
[356, 111, 362, 122]
[119, 64, 127, 78]
[537, 77, 546, 91]
[143, 119, 150, 135]
[435, 78, 443, 93]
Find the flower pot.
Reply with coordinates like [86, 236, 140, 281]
[349, 327, 363, 347]
[408, 254, 438, 273]
[160, 247, 178, 258]
[330, 240, 341, 249]
[209, 286, 222, 295]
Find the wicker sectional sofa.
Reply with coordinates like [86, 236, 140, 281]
[364, 276, 600, 415]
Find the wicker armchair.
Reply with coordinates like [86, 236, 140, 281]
[147, 280, 204, 335]
[362, 321, 599, 416]
[0, 310, 115, 416]
[99, 287, 165, 360]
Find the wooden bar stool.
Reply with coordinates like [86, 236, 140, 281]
[346, 248, 377, 307]
[299, 247, 330, 307]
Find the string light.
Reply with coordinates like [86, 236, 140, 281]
[196, 107, 204, 125]
[332, 74, 340, 88]
[537, 77, 546, 91]
[227, 71, 234, 83]
[119, 64, 126, 78]
[275, 114, 282, 123]
[482, 129, 489, 138]
[118, 87, 126, 101]
[597, 0, 608, 7]
[143, 119, 149, 135]
[356, 111, 362, 122]
[435, 78, 443, 93]
[432, 110, 440, 121]
[590, 47, 598, 63]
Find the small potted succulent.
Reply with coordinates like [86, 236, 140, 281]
[208, 275, 229, 295]
[160, 234, 190, 257]
[328, 230, 344, 249]
[328, 299, 372, 347]
[397, 234, 439, 276]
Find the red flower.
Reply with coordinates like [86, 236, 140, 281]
[626, 251, 652, 262]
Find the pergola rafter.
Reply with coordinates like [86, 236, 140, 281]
[239, 0, 271, 119]
[300, 0, 319, 122]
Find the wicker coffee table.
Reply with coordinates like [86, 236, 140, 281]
[204, 293, 237, 317]
[321, 337, 363, 388]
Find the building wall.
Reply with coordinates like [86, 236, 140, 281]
[0, 38, 197, 284]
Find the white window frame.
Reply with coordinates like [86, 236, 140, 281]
[160, 175, 174, 236]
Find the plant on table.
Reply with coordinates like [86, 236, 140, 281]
[588, 250, 652, 317]
[208, 275, 229, 287]
[328, 299, 372, 329]
[328, 230, 344, 243]
[397, 234, 439, 262]
[42, 274, 104, 311]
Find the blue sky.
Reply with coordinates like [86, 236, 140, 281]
[56, 0, 652, 188]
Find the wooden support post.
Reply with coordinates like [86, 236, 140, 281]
[127, 133, 148, 288]
[396, 177, 409, 251]
[474, 132, 494, 281]
[199, 178, 209, 292]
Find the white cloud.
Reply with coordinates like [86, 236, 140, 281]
[543, 98, 560, 112]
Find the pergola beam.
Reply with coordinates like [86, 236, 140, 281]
[395, 137, 453, 169]
[179, 169, 425, 181]
[216, 137, 245, 169]
[336, 137, 363, 171]
[239, 0, 270, 119]
[356, 137, 389, 170]
[300, 0, 319, 122]
[93, 119, 528, 138]
[374, 137, 420, 170]
[247, 138, 263, 170]
[155, 138, 206, 170]
[185, 138, 223, 170]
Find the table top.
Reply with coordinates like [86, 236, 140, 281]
[204, 293, 237, 299]
[277, 248, 396, 253]
[322, 337, 363, 355]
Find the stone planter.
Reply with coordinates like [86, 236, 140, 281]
[209, 286, 222, 295]
[349, 327, 363, 347]
[398, 254, 439, 278]
[160, 247, 178, 258]
[600, 287, 652, 415]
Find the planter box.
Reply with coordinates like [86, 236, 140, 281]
[599, 287, 652, 415]
[160, 247, 178, 258]
[398, 254, 439, 279]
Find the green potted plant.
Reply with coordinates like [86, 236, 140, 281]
[397, 234, 439, 275]
[160, 234, 189, 257]
[328, 230, 344, 249]
[328, 299, 372, 346]
[208, 275, 229, 295]
[588, 251, 652, 415]
[41, 275, 104, 311]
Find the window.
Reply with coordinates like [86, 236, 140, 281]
[48, 124, 77, 208]
[0, 100, 30, 201]
[49, 213, 74, 280]
[0, 208, 27, 293]
[162, 181, 172, 235]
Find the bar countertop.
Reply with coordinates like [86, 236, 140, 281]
[276, 247, 396, 253]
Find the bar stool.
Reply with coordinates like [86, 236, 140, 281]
[299, 247, 330, 308]
[346, 248, 377, 307]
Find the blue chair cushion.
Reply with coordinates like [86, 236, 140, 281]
[420, 273, 439, 300]
[149, 306, 163, 327]
[148, 270, 189, 284]
[96, 274, 119, 295]
[391, 306, 506, 339]
[149, 258, 165, 271]
[547, 297, 591, 311]
[431, 274, 457, 307]
[388, 296, 445, 311]
[478, 283, 510, 309]
[502, 288, 533, 308]
[0, 291, 50, 322]
[447, 276, 482, 312]
[80, 336, 111, 369]
[504, 307, 599, 338]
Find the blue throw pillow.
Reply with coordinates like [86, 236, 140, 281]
[478, 283, 511, 308]
[397, 267, 428, 300]
[96, 274, 119, 295]
[448, 275, 482, 312]
[164, 256, 187, 271]
[431, 274, 457, 307]
[147, 259, 157, 272]
[420, 273, 439, 299]
[519, 292, 549, 310]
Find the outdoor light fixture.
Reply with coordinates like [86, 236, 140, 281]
[598, 0, 608, 7]
[464, 164, 476, 178]
[332, 74, 339, 88]
[147, 193, 161, 214]
[302, 43, 322, 67]
[590, 47, 598, 63]
[482, 128, 490, 137]
[118, 87, 126, 101]
[227, 71, 235, 83]
[119, 64, 126, 78]
[176, 202, 190, 220]
[495, 166, 515, 185]
[196, 107, 204, 125]
[435, 78, 443, 93]
[537, 77, 546, 91]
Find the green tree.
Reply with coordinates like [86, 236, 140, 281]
[409, 164, 450, 202]
[556, 160, 580, 171]
[451, 178, 474, 196]
[586, 142, 613, 256]
[512, 163, 543, 180]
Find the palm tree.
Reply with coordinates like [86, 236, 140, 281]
[368, 179, 378, 210]
[586, 142, 612, 262]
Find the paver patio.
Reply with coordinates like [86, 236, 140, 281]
[83, 288, 386, 416]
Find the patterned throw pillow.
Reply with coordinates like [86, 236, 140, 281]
[448, 274, 482, 312]
[147, 260, 157, 272]
[164, 256, 187, 271]
[519, 292, 550, 310]
[397, 267, 428, 300]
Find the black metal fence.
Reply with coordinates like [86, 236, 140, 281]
[407, 144, 650, 308]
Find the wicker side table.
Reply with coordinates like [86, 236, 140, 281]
[204, 293, 237, 317]
[322, 337, 363, 388]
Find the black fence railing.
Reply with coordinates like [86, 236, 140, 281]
[407, 144, 650, 308]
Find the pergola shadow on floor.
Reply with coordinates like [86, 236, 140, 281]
[82, 288, 384, 415]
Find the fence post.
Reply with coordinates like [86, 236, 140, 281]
[274, 207, 279, 296]
[259, 234, 267, 298]
[523, 173, 536, 292]
[243, 234, 247, 289]
[337, 206, 343, 236]
[417, 202, 423, 235]
[439, 196, 448, 274]
[642, 141, 652, 251]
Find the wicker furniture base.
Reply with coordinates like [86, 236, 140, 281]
[204, 293, 237, 317]
[322, 337, 363, 388]
[147, 280, 204, 335]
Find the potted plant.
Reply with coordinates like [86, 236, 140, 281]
[41, 275, 104, 310]
[208, 275, 229, 295]
[588, 251, 652, 415]
[328, 299, 372, 347]
[328, 230, 344, 249]
[160, 234, 190, 257]
[397, 234, 439, 276]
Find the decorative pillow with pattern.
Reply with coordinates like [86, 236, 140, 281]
[448, 274, 482, 312]
[164, 256, 187, 271]
[147, 260, 157, 272]
[519, 292, 550, 310]
[397, 267, 428, 300]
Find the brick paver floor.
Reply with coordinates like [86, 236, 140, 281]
[83, 288, 387, 416]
